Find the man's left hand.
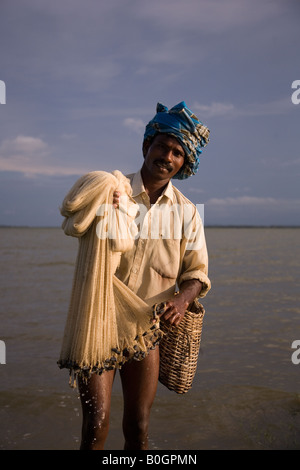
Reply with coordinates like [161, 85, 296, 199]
[155, 279, 203, 327]
[159, 294, 189, 326]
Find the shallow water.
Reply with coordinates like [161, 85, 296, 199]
[0, 227, 299, 450]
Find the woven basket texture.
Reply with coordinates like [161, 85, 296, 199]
[158, 299, 205, 394]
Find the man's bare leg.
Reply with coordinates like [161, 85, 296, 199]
[120, 347, 159, 450]
[78, 369, 115, 450]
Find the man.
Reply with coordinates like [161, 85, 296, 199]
[67, 102, 211, 450]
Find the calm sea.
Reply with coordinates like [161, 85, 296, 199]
[0, 227, 299, 450]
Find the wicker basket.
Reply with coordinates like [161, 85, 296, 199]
[154, 299, 205, 394]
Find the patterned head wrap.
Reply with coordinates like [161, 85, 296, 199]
[143, 101, 210, 180]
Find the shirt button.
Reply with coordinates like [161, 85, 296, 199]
[131, 267, 138, 274]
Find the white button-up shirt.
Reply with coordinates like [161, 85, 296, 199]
[115, 170, 211, 306]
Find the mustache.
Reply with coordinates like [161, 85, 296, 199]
[155, 159, 173, 171]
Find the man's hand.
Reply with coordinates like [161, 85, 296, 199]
[113, 190, 120, 208]
[156, 280, 203, 327]
[158, 294, 189, 326]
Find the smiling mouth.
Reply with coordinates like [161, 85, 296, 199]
[155, 161, 173, 172]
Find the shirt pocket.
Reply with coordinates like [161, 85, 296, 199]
[149, 238, 181, 280]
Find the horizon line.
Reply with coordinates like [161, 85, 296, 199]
[0, 224, 299, 229]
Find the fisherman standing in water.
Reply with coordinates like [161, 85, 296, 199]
[58, 101, 211, 450]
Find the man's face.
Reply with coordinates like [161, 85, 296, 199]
[142, 134, 185, 180]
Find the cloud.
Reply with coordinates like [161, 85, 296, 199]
[205, 195, 300, 225]
[187, 187, 205, 194]
[0, 135, 50, 172]
[206, 196, 278, 206]
[193, 102, 235, 118]
[193, 96, 294, 120]
[53, 61, 122, 92]
[0, 135, 87, 176]
[236, 98, 293, 117]
[123, 118, 145, 135]
[135, 0, 283, 34]
[205, 196, 300, 215]
[137, 38, 190, 67]
[0, 135, 49, 156]
[1, 0, 286, 88]
[280, 158, 300, 167]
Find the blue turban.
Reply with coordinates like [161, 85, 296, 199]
[143, 101, 210, 180]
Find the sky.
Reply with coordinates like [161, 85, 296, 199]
[0, 0, 299, 226]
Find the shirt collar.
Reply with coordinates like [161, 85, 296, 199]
[131, 169, 174, 201]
